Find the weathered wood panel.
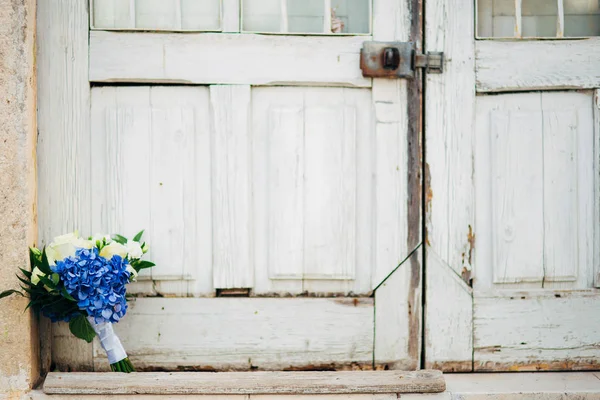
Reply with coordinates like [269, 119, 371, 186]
[476, 38, 600, 92]
[374, 250, 420, 370]
[44, 370, 445, 395]
[475, 91, 595, 290]
[251, 87, 373, 295]
[88, 298, 374, 371]
[425, 0, 476, 371]
[210, 85, 254, 290]
[424, 251, 473, 372]
[90, 86, 213, 294]
[89, 32, 371, 87]
[37, 0, 91, 245]
[474, 291, 600, 371]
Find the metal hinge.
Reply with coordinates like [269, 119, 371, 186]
[360, 42, 444, 79]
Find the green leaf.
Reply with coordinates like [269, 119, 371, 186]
[133, 260, 155, 272]
[16, 274, 33, 288]
[68, 314, 96, 343]
[133, 230, 145, 242]
[0, 289, 23, 299]
[38, 275, 57, 290]
[19, 268, 32, 279]
[39, 247, 53, 275]
[60, 287, 76, 302]
[29, 247, 42, 269]
[112, 234, 128, 245]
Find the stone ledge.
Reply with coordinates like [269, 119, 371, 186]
[42, 370, 445, 395]
[30, 372, 600, 399]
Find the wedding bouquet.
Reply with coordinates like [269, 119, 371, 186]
[0, 231, 155, 373]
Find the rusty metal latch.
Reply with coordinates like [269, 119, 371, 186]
[360, 41, 444, 79]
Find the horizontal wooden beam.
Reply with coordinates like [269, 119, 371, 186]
[89, 31, 371, 87]
[475, 38, 600, 92]
[43, 370, 445, 395]
[72, 297, 376, 371]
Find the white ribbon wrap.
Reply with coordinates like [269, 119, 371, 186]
[87, 317, 127, 364]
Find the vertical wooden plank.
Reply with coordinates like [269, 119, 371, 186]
[491, 107, 544, 284]
[222, 0, 240, 32]
[323, 0, 332, 32]
[37, 0, 91, 245]
[425, 0, 475, 370]
[266, 105, 305, 281]
[148, 87, 198, 281]
[515, 0, 523, 37]
[302, 90, 356, 282]
[542, 100, 578, 282]
[372, 81, 409, 287]
[371, 0, 414, 368]
[424, 251, 473, 371]
[557, 0, 565, 37]
[595, 90, 600, 287]
[37, 0, 91, 371]
[571, 92, 595, 289]
[374, 250, 420, 370]
[252, 89, 304, 295]
[211, 85, 254, 289]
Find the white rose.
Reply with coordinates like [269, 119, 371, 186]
[31, 267, 45, 285]
[47, 231, 93, 264]
[126, 265, 138, 281]
[126, 240, 143, 260]
[99, 241, 127, 260]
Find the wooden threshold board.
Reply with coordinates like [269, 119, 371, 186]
[43, 370, 445, 395]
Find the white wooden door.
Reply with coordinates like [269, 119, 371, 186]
[426, 0, 600, 371]
[37, 0, 423, 371]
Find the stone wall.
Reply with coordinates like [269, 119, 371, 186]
[0, 0, 39, 395]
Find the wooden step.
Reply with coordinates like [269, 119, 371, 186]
[42, 370, 445, 395]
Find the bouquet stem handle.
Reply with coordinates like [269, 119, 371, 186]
[87, 317, 134, 372]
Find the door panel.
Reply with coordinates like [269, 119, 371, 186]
[475, 92, 595, 291]
[426, 0, 600, 371]
[41, 0, 419, 371]
[252, 87, 373, 295]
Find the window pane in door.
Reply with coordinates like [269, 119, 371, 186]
[92, 0, 221, 31]
[564, 0, 600, 36]
[522, 0, 558, 37]
[477, 0, 517, 37]
[477, 0, 558, 37]
[242, 0, 370, 34]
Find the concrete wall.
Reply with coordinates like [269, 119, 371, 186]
[0, 0, 39, 395]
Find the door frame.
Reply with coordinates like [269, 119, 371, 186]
[37, 0, 426, 371]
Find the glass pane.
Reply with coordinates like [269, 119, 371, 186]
[477, 0, 517, 37]
[477, 0, 558, 37]
[243, 0, 370, 34]
[522, 0, 557, 37]
[564, 0, 600, 36]
[92, 0, 221, 31]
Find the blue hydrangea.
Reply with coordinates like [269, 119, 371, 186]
[42, 310, 80, 323]
[52, 248, 130, 324]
